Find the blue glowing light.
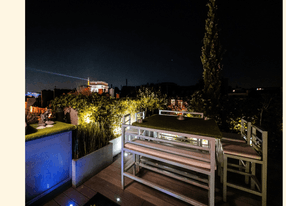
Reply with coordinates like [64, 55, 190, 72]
[25, 131, 72, 203]
[26, 92, 40, 98]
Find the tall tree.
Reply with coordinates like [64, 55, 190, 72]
[201, 0, 223, 117]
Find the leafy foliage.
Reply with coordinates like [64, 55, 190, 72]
[50, 89, 167, 159]
[201, 0, 223, 118]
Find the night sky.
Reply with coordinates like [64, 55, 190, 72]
[25, 0, 282, 92]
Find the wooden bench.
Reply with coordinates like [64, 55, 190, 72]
[121, 114, 217, 206]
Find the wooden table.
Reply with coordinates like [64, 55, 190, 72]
[132, 114, 222, 139]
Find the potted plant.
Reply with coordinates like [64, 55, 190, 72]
[72, 122, 114, 188]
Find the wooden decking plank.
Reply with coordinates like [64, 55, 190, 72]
[42, 199, 60, 206]
[96, 163, 134, 187]
[84, 175, 145, 206]
[126, 181, 188, 206]
[138, 169, 208, 203]
[141, 201, 157, 206]
[74, 185, 98, 199]
[38, 154, 264, 206]
[95, 160, 189, 206]
[63, 187, 89, 206]
[112, 153, 133, 169]
[53, 192, 79, 206]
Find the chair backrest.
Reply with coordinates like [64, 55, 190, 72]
[122, 114, 131, 125]
[251, 125, 268, 160]
[159, 110, 204, 118]
[240, 119, 251, 145]
[135, 111, 145, 121]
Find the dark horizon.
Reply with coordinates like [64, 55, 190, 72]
[26, 0, 282, 93]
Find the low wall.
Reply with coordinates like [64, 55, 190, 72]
[109, 136, 122, 157]
[25, 130, 72, 205]
[72, 143, 113, 188]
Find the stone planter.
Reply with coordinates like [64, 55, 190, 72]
[72, 143, 113, 188]
[109, 136, 122, 157]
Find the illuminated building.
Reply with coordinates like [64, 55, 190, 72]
[89, 80, 109, 94]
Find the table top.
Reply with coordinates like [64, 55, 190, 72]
[132, 114, 222, 139]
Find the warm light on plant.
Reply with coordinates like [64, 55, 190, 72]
[85, 117, 91, 123]
[113, 125, 121, 136]
[82, 112, 93, 124]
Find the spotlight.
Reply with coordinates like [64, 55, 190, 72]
[116, 197, 120, 202]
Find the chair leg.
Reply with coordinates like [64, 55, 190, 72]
[223, 155, 228, 202]
[220, 161, 223, 184]
[262, 163, 267, 206]
[121, 151, 125, 190]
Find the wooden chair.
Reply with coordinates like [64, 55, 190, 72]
[159, 109, 204, 118]
[222, 124, 268, 206]
[217, 119, 251, 183]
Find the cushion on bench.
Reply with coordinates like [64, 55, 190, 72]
[131, 139, 210, 161]
[125, 143, 212, 170]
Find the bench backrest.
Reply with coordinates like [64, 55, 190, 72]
[122, 114, 131, 125]
[122, 123, 216, 170]
[159, 110, 204, 118]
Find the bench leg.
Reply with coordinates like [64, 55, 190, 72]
[132, 153, 136, 175]
[209, 172, 215, 206]
[251, 162, 256, 190]
[223, 155, 228, 202]
[239, 159, 242, 171]
[245, 161, 250, 184]
[135, 154, 140, 174]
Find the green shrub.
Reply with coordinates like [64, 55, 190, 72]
[50, 90, 167, 159]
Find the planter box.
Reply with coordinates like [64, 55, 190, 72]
[109, 136, 122, 157]
[72, 143, 113, 188]
[25, 130, 72, 205]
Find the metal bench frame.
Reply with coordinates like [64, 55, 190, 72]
[121, 113, 216, 206]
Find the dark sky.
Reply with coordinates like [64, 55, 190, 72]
[25, 0, 282, 92]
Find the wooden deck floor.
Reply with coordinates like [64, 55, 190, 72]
[36, 154, 281, 206]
